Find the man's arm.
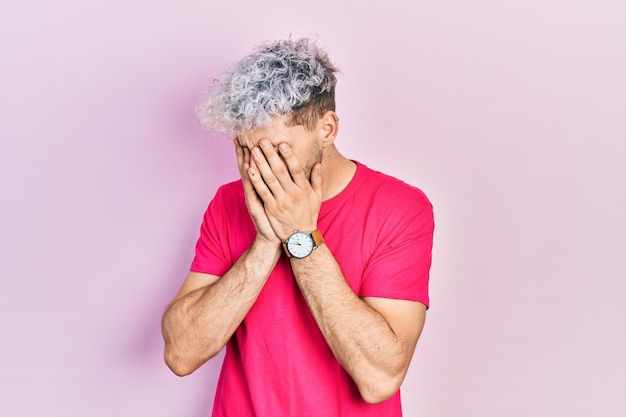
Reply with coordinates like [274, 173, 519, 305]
[161, 240, 280, 376]
[291, 245, 426, 404]
[162, 143, 283, 376]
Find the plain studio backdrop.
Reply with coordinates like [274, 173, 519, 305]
[1, 1, 624, 416]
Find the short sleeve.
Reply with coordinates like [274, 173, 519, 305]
[190, 187, 233, 277]
[360, 189, 434, 307]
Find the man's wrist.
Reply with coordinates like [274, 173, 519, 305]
[251, 236, 282, 254]
[282, 229, 324, 259]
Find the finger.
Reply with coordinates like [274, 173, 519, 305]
[251, 143, 285, 196]
[234, 139, 245, 175]
[236, 143, 251, 180]
[238, 147, 262, 202]
[248, 156, 275, 203]
[257, 139, 294, 190]
[243, 146, 252, 173]
[277, 143, 309, 187]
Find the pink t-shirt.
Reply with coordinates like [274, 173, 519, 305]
[191, 161, 434, 417]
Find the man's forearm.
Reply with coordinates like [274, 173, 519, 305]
[162, 240, 281, 376]
[290, 244, 418, 404]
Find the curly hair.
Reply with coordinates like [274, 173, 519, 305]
[196, 38, 339, 136]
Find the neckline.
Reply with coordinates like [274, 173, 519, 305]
[320, 160, 365, 214]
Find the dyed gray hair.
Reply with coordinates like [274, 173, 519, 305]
[196, 38, 338, 136]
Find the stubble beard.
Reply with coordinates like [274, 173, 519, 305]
[303, 144, 323, 182]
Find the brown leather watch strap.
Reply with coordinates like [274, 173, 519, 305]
[311, 229, 324, 247]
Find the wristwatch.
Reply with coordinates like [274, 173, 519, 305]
[282, 229, 324, 259]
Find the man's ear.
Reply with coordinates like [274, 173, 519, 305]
[318, 111, 339, 148]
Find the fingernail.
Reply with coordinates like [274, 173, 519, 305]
[260, 139, 270, 149]
[253, 147, 262, 157]
[279, 143, 288, 152]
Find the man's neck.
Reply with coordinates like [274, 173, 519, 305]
[320, 146, 357, 202]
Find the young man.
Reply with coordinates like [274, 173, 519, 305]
[161, 38, 434, 416]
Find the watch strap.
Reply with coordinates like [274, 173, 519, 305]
[310, 229, 324, 247]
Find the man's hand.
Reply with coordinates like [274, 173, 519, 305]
[235, 140, 281, 245]
[247, 138, 322, 241]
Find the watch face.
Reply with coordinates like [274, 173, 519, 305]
[286, 232, 314, 258]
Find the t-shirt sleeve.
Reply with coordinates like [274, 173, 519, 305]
[360, 189, 434, 307]
[190, 188, 233, 277]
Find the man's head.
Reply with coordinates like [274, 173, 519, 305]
[197, 38, 339, 136]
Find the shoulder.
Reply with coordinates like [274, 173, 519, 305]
[215, 179, 243, 197]
[209, 179, 244, 206]
[344, 162, 434, 241]
[202, 179, 246, 222]
[355, 162, 432, 210]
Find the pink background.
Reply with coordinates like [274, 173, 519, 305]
[1, 1, 625, 416]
